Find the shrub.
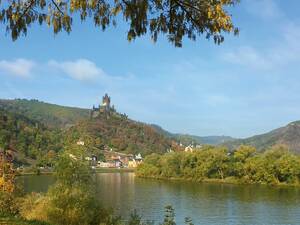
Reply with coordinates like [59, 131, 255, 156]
[19, 192, 49, 222]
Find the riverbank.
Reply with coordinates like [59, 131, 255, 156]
[17, 167, 135, 176]
[136, 175, 300, 188]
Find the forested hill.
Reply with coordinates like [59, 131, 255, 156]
[0, 99, 90, 128]
[223, 121, 300, 153]
[0, 108, 63, 164]
[65, 113, 179, 156]
[0, 99, 180, 162]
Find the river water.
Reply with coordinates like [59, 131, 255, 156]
[18, 173, 300, 225]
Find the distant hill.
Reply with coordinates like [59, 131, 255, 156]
[0, 99, 90, 128]
[223, 121, 300, 153]
[151, 124, 235, 145]
[194, 135, 236, 145]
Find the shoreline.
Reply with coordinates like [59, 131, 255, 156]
[136, 175, 300, 188]
[17, 167, 136, 176]
[17, 170, 299, 188]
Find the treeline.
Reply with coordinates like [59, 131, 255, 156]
[136, 145, 300, 185]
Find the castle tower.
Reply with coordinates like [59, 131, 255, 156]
[102, 93, 111, 108]
[91, 94, 114, 118]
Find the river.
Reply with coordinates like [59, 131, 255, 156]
[18, 173, 300, 224]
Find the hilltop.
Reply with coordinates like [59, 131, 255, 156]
[224, 121, 300, 153]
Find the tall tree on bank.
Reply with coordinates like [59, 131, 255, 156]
[0, 0, 239, 46]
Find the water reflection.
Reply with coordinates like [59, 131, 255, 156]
[20, 173, 300, 224]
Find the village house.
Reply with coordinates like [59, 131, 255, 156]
[184, 145, 194, 152]
[98, 158, 122, 168]
[127, 153, 143, 168]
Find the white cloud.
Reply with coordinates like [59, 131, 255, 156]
[0, 59, 36, 77]
[48, 59, 107, 81]
[222, 22, 300, 71]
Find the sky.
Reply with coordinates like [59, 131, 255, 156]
[1, 0, 300, 138]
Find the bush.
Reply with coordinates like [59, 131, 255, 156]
[0, 191, 19, 216]
[19, 193, 49, 222]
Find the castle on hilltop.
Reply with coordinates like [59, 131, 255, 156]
[91, 94, 116, 118]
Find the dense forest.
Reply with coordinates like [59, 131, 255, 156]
[0, 108, 63, 166]
[137, 145, 300, 186]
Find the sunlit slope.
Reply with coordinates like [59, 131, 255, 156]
[0, 99, 90, 128]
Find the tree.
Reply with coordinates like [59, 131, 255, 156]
[18, 147, 123, 224]
[159, 152, 181, 178]
[160, 205, 176, 225]
[0, 150, 15, 193]
[0, 126, 13, 193]
[0, 0, 239, 46]
[45, 147, 98, 225]
[233, 145, 256, 178]
[184, 217, 194, 225]
[128, 210, 143, 225]
[193, 147, 229, 180]
[0, 148, 19, 216]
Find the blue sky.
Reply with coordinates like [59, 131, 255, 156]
[1, 0, 300, 138]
